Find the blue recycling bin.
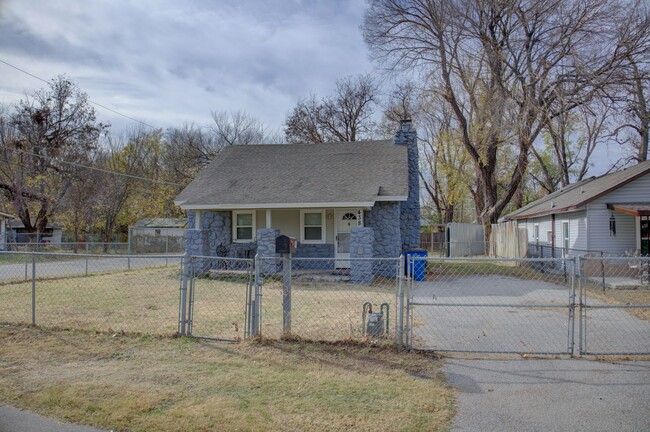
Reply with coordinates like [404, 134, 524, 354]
[405, 249, 427, 281]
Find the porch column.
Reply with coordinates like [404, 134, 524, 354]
[350, 227, 374, 283]
[256, 228, 280, 275]
[266, 210, 272, 228]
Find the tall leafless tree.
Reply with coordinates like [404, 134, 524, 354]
[284, 74, 379, 143]
[364, 0, 644, 237]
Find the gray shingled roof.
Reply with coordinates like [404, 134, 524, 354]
[175, 140, 408, 209]
[504, 160, 650, 220]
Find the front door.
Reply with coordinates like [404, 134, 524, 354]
[335, 210, 360, 268]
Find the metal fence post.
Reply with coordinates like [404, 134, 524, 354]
[253, 253, 261, 337]
[187, 257, 196, 336]
[578, 256, 585, 355]
[31, 255, 36, 325]
[178, 257, 187, 336]
[568, 257, 576, 356]
[282, 253, 292, 336]
[397, 254, 405, 350]
[405, 254, 412, 350]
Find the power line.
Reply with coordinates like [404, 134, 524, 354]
[7, 148, 184, 188]
[0, 58, 159, 130]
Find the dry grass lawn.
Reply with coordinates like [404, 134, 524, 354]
[0, 324, 454, 432]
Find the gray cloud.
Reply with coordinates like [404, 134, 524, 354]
[0, 0, 373, 131]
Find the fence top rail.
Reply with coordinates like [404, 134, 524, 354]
[580, 256, 650, 262]
[7, 242, 130, 246]
[255, 256, 402, 262]
[417, 256, 573, 263]
[191, 255, 253, 262]
[0, 251, 184, 259]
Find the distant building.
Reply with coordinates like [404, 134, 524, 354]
[0, 211, 15, 250]
[8, 220, 63, 244]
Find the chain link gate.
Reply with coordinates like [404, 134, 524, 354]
[185, 255, 257, 341]
[578, 256, 650, 356]
[405, 256, 577, 355]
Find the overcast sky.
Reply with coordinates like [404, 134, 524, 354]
[0, 0, 373, 132]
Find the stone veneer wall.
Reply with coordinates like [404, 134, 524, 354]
[350, 227, 374, 283]
[395, 121, 421, 251]
[185, 210, 234, 273]
[364, 202, 402, 258]
[256, 228, 280, 274]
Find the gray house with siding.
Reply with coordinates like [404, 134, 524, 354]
[503, 160, 650, 257]
[175, 121, 420, 274]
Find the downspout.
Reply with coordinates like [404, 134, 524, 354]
[551, 214, 556, 258]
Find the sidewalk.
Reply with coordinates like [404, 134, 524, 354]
[0, 406, 108, 432]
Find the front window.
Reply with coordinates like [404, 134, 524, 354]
[301, 210, 325, 243]
[641, 216, 649, 255]
[233, 210, 256, 242]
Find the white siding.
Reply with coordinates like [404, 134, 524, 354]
[518, 211, 587, 257]
[586, 174, 650, 254]
[555, 211, 587, 256]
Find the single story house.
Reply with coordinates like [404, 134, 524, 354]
[0, 211, 14, 250]
[502, 160, 650, 257]
[175, 121, 421, 277]
[129, 217, 188, 254]
[131, 217, 188, 237]
[9, 220, 63, 244]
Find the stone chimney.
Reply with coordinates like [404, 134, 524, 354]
[394, 119, 420, 251]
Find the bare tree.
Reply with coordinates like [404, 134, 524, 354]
[378, 81, 421, 137]
[0, 77, 106, 235]
[364, 0, 642, 236]
[210, 110, 282, 146]
[284, 74, 379, 143]
[610, 1, 650, 163]
[165, 111, 281, 182]
[418, 94, 473, 224]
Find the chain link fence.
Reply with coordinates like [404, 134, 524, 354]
[255, 257, 401, 342]
[406, 256, 576, 355]
[0, 251, 184, 335]
[184, 256, 403, 344]
[3, 251, 648, 356]
[578, 256, 650, 355]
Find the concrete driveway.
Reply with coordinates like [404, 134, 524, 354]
[444, 358, 650, 432]
[410, 275, 650, 355]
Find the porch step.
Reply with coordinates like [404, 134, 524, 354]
[208, 269, 251, 278]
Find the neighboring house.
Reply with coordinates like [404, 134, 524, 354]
[175, 121, 420, 275]
[130, 217, 188, 253]
[503, 160, 650, 257]
[9, 220, 63, 244]
[0, 211, 14, 250]
[131, 217, 188, 237]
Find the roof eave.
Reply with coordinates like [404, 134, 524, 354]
[179, 201, 377, 210]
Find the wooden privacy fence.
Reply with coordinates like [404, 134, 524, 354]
[489, 221, 528, 258]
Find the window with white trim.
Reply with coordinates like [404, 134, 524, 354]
[533, 224, 539, 243]
[300, 210, 325, 243]
[232, 210, 256, 242]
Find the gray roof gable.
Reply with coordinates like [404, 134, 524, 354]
[175, 140, 408, 209]
[504, 160, 650, 220]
